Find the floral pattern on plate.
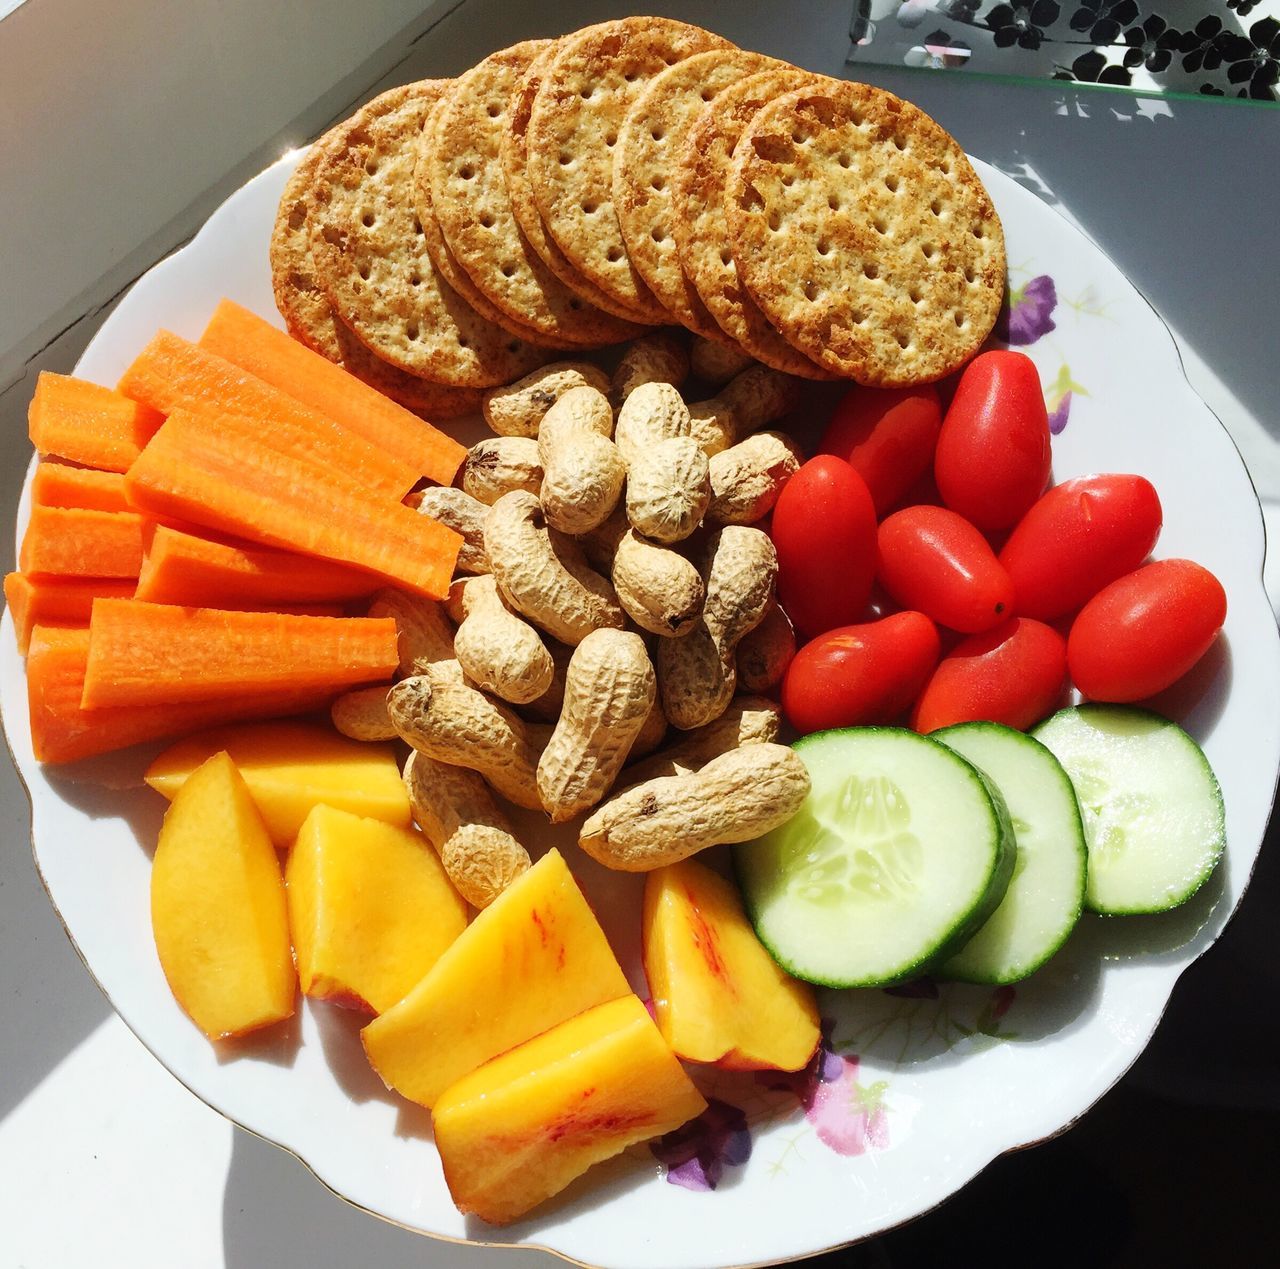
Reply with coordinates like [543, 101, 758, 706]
[652, 986, 1020, 1190]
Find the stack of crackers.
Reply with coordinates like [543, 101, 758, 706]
[271, 17, 1006, 412]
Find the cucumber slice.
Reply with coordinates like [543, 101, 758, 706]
[733, 727, 1015, 988]
[931, 723, 1087, 984]
[1032, 705, 1225, 915]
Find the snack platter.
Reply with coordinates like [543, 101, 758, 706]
[3, 15, 1279, 1269]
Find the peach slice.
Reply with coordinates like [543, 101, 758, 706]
[285, 805, 467, 1015]
[362, 848, 629, 1108]
[145, 719, 409, 846]
[150, 750, 295, 1040]
[433, 994, 706, 1225]
[643, 858, 820, 1071]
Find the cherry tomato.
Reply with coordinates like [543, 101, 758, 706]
[1067, 559, 1226, 702]
[877, 505, 1014, 634]
[818, 384, 942, 516]
[933, 351, 1051, 532]
[999, 474, 1162, 620]
[782, 612, 940, 734]
[911, 617, 1067, 733]
[770, 455, 878, 638]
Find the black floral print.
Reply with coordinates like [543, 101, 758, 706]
[852, 1, 1279, 104]
[1227, 16, 1280, 99]
[986, 0, 1062, 50]
[1177, 15, 1237, 72]
[936, 0, 983, 19]
[1122, 15, 1184, 72]
[1068, 0, 1139, 45]
[1068, 48, 1133, 85]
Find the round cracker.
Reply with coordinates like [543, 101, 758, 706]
[270, 142, 481, 418]
[502, 43, 655, 326]
[671, 66, 834, 381]
[613, 47, 772, 344]
[427, 43, 643, 349]
[525, 18, 732, 324]
[726, 81, 1005, 386]
[414, 91, 576, 351]
[271, 140, 342, 356]
[307, 82, 548, 389]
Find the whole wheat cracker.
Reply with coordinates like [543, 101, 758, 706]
[501, 42, 654, 326]
[271, 141, 339, 358]
[613, 47, 772, 345]
[525, 17, 732, 325]
[307, 82, 548, 389]
[725, 81, 1005, 386]
[414, 91, 577, 351]
[426, 42, 642, 349]
[270, 141, 482, 418]
[671, 66, 834, 381]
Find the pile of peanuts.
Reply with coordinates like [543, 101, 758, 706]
[330, 333, 813, 908]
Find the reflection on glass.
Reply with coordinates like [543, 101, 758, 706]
[846, 0, 1280, 103]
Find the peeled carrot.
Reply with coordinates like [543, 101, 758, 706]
[200, 299, 467, 486]
[28, 372, 165, 472]
[19, 505, 146, 579]
[117, 331, 418, 498]
[4, 569, 343, 656]
[135, 524, 378, 608]
[26, 626, 337, 764]
[32, 462, 130, 514]
[81, 599, 399, 709]
[125, 409, 460, 598]
[4, 574, 135, 655]
[258, 603, 348, 618]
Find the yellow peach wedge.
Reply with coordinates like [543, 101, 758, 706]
[150, 750, 295, 1040]
[362, 848, 629, 1108]
[433, 994, 706, 1226]
[144, 719, 409, 847]
[642, 858, 820, 1071]
[285, 805, 468, 1015]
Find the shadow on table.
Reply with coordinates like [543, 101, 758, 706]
[0, 756, 114, 1122]
[220, 1127, 551, 1269]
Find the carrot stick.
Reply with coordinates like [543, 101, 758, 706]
[125, 409, 460, 598]
[27, 626, 337, 764]
[199, 299, 467, 486]
[116, 330, 418, 498]
[5, 570, 342, 656]
[32, 462, 131, 514]
[81, 599, 399, 709]
[4, 574, 136, 655]
[28, 372, 165, 472]
[135, 524, 378, 607]
[259, 603, 349, 618]
[19, 505, 146, 579]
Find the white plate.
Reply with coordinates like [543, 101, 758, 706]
[2, 150, 1278, 1269]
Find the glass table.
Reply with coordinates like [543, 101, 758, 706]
[847, 0, 1280, 102]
